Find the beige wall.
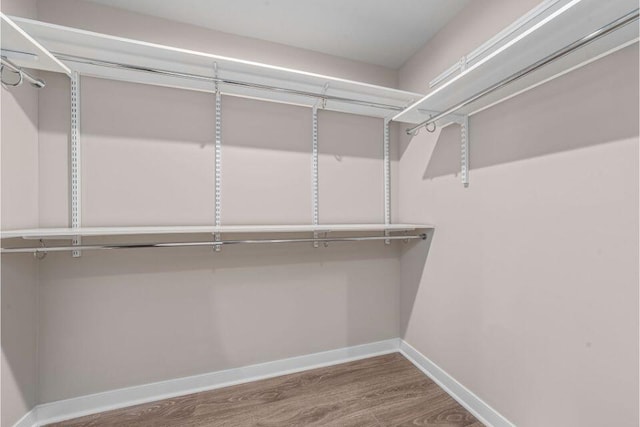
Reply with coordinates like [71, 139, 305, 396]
[398, 1, 639, 426]
[29, 0, 403, 405]
[1, 0, 41, 424]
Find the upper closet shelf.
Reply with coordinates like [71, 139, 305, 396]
[8, 17, 424, 120]
[1, 224, 434, 240]
[394, 0, 639, 127]
[0, 13, 71, 75]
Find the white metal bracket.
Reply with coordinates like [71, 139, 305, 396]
[418, 109, 470, 187]
[70, 71, 82, 257]
[214, 63, 222, 252]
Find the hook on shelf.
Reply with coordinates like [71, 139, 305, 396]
[0, 57, 45, 88]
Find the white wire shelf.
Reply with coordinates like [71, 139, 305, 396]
[8, 16, 424, 120]
[394, 0, 639, 127]
[0, 13, 71, 75]
[0, 224, 434, 240]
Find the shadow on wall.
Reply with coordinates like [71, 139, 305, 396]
[398, 45, 639, 179]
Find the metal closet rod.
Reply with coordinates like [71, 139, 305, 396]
[53, 53, 404, 111]
[0, 233, 428, 254]
[0, 57, 46, 88]
[406, 8, 640, 135]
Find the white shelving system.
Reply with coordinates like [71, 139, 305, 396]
[394, 0, 638, 186]
[2, 0, 637, 253]
[8, 16, 425, 120]
[0, 13, 431, 254]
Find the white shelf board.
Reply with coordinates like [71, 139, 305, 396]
[394, 0, 639, 126]
[0, 224, 434, 240]
[9, 17, 424, 120]
[0, 13, 71, 74]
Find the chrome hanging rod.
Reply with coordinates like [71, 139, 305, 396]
[1, 233, 428, 254]
[406, 8, 639, 135]
[52, 53, 404, 112]
[0, 56, 46, 88]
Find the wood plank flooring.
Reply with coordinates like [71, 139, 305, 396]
[46, 353, 483, 427]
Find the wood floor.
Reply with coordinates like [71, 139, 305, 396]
[47, 353, 483, 427]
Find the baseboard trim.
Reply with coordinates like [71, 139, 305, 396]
[399, 340, 515, 427]
[32, 338, 400, 426]
[11, 409, 37, 427]
[16, 338, 513, 427]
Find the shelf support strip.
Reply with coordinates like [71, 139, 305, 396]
[214, 65, 222, 251]
[383, 118, 391, 244]
[70, 71, 82, 257]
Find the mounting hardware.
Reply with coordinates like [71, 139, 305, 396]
[313, 231, 319, 249]
[33, 239, 47, 260]
[214, 232, 221, 252]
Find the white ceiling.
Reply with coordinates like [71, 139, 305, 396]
[79, 0, 469, 68]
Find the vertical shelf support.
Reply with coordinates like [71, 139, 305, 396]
[459, 115, 469, 188]
[214, 64, 222, 251]
[70, 71, 82, 257]
[312, 104, 319, 248]
[311, 83, 328, 248]
[383, 118, 391, 244]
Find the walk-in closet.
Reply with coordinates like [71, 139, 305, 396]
[1, 0, 638, 426]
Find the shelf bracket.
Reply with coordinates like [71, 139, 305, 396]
[417, 109, 470, 187]
[70, 71, 82, 257]
[214, 63, 222, 252]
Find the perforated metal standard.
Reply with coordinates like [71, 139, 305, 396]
[383, 118, 391, 245]
[460, 116, 469, 187]
[312, 105, 319, 227]
[312, 105, 319, 248]
[70, 71, 81, 257]
[214, 83, 222, 251]
[383, 118, 391, 225]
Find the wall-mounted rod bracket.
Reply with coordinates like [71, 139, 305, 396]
[0, 55, 46, 88]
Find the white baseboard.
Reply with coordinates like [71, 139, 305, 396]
[399, 340, 515, 427]
[11, 410, 37, 427]
[15, 338, 513, 427]
[30, 338, 400, 426]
